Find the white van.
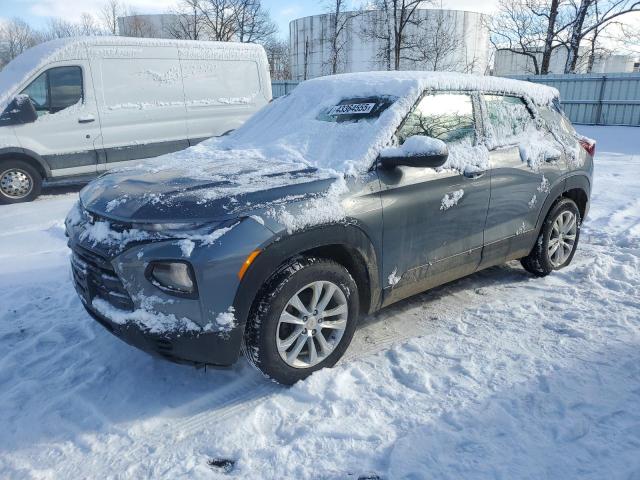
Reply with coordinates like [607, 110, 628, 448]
[0, 37, 272, 203]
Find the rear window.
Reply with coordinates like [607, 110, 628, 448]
[484, 94, 535, 145]
[317, 96, 397, 123]
[541, 102, 576, 135]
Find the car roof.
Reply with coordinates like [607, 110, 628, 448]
[302, 71, 559, 107]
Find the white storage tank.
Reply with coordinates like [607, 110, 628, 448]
[289, 8, 490, 80]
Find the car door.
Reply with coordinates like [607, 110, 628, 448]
[480, 94, 565, 267]
[378, 91, 491, 306]
[13, 63, 102, 178]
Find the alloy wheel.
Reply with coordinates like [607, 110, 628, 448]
[548, 210, 578, 267]
[276, 280, 348, 369]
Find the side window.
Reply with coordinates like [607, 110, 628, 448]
[49, 67, 83, 113]
[538, 105, 575, 136]
[484, 95, 534, 146]
[21, 72, 48, 113]
[20, 66, 83, 116]
[397, 92, 475, 145]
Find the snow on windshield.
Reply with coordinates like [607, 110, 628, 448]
[217, 71, 559, 175]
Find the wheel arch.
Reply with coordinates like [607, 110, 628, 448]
[535, 174, 590, 231]
[232, 223, 382, 332]
[0, 147, 51, 179]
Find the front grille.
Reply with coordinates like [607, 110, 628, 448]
[71, 245, 134, 312]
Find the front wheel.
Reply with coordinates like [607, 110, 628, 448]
[244, 257, 359, 385]
[0, 160, 42, 204]
[521, 198, 581, 277]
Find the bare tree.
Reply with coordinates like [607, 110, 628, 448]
[235, 0, 277, 43]
[119, 9, 159, 38]
[489, 0, 549, 74]
[198, 0, 242, 41]
[360, 0, 437, 71]
[42, 14, 103, 40]
[167, 0, 208, 40]
[323, 0, 361, 75]
[264, 37, 291, 79]
[303, 36, 311, 80]
[489, 0, 575, 75]
[195, 0, 276, 42]
[0, 18, 40, 64]
[99, 0, 125, 35]
[564, 0, 640, 73]
[404, 10, 464, 71]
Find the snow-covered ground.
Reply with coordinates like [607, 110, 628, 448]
[0, 126, 638, 479]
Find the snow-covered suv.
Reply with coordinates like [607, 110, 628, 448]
[66, 72, 594, 384]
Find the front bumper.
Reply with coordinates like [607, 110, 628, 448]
[82, 301, 239, 367]
[66, 211, 275, 368]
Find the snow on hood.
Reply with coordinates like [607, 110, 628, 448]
[80, 148, 338, 223]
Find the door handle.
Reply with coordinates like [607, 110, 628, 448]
[464, 170, 486, 179]
[545, 154, 561, 163]
[78, 115, 95, 124]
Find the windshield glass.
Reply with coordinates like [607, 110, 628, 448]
[216, 76, 417, 174]
[316, 96, 397, 123]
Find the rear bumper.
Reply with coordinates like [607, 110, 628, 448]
[82, 302, 239, 367]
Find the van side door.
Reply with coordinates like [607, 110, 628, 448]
[88, 45, 189, 170]
[13, 63, 101, 178]
[480, 94, 565, 267]
[378, 91, 490, 305]
[178, 47, 268, 143]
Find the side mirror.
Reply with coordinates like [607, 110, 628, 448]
[4, 95, 38, 125]
[379, 136, 449, 169]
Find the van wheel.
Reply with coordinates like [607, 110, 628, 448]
[521, 198, 581, 277]
[0, 160, 42, 204]
[244, 257, 359, 385]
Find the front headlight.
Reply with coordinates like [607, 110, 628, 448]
[146, 261, 197, 297]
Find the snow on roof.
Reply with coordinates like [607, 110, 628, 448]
[0, 36, 266, 112]
[301, 71, 560, 106]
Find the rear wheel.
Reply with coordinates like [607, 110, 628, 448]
[0, 160, 42, 204]
[521, 198, 581, 277]
[244, 257, 359, 385]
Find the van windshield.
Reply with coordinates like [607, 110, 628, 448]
[0, 39, 74, 113]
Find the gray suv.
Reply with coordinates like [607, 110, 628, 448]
[66, 72, 594, 384]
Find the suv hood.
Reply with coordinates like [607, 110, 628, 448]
[80, 152, 339, 224]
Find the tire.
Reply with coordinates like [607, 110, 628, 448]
[244, 256, 359, 385]
[0, 160, 42, 204]
[521, 198, 581, 277]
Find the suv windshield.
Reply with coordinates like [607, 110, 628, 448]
[219, 85, 406, 173]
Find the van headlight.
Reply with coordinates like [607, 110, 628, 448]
[146, 261, 197, 297]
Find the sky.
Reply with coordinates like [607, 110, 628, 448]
[0, 0, 500, 38]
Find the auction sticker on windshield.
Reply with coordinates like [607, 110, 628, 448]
[328, 103, 376, 116]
